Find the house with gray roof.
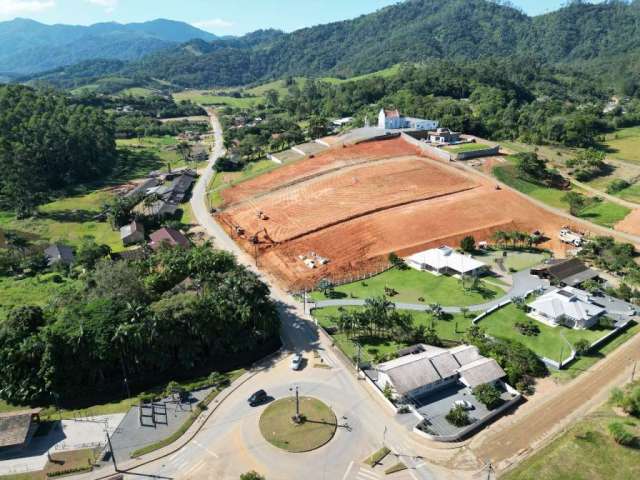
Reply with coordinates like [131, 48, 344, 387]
[44, 244, 75, 266]
[528, 286, 605, 329]
[120, 221, 145, 246]
[374, 344, 507, 401]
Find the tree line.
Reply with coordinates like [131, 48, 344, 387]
[0, 244, 280, 406]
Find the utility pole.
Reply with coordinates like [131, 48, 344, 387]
[356, 341, 362, 376]
[290, 385, 301, 423]
[485, 461, 495, 480]
[106, 430, 118, 472]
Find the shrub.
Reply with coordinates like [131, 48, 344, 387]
[473, 383, 504, 410]
[608, 422, 636, 446]
[240, 471, 266, 480]
[574, 339, 591, 356]
[515, 321, 540, 336]
[383, 383, 394, 401]
[460, 236, 476, 253]
[446, 405, 471, 427]
[607, 179, 631, 194]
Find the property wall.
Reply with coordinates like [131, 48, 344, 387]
[454, 146, 501, 161]
[400, 132, 452, 161]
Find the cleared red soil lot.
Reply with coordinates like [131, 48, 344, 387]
[216, 137, 574, 289]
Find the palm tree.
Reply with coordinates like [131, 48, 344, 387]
[176, 141, 192, 164]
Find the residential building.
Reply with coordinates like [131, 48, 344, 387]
[377, 109, 438, 131]
[149, 228, 190, 250]
[532, 258, 599, 288]
[406, 246, 487, 277]
[44, 244, 75, 266]
[528, 286, 606, 329]
[429, 128, 461, 144]
[125, 178, 161, 199]
[156, 172, 197, 204]
[374, 344, 506, 401]
[120, 221, 145, 246]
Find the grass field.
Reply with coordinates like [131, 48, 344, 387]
[309, 268, 504, 306]
[578, 201, 631, 228]
[616, 182, 640, 204]
[474, 249, 550, 272]
[503, 405, 640, 480]
[444, 143, 491, 153]
[173, 90, 262, 108]
[259, 397, 337, 453]
[603, 126, 640, 164]
[0, 274, 79, 323]
[209, 159, 282, 207]
[479, 303, 611, 363]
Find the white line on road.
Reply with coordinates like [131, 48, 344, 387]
[181, 459, 206, 478]
[408, 470, 420, 480]
[342, 461, 355, 480]
[193, 439, 220, 458]
[357, 469, 381, 480]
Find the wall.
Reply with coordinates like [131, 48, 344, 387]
[454, 145, 501, 161]
[400, 132, 452, 161]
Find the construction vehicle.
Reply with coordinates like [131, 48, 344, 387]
[559, 228, 584, 247]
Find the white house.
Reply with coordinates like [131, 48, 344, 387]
[429, 128, 461, 144]
[406, 246, 487, 277]
[378, 109, 438, 131]
[374, 344, 506, 401]
[527, 287, 605, 330]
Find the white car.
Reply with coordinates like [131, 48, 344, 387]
[454, 399, 474, 410]
[291, 353, 303, 371]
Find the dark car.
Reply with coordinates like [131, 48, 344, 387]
[248, 389, 268, 406]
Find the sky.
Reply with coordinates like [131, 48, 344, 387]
[0, 0, 604, 34]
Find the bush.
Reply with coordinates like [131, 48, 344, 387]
[574, 338, 592, 356]
[460, 236, 476, 253]
[473, 383, 504, 409]
[240, 471, 266, 480]
[515, 321, 540, 336]
[608, 422, 636, 446]
[446, 405, 471, 427]
[607, 179, 631, 194]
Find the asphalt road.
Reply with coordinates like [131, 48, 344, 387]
[117, 111, 455, 480]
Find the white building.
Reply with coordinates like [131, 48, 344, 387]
[406, 246, 487, 277]
[374, 344, 506, 401]
[378, 109, 438, 131]
[527, 287, 605, 330]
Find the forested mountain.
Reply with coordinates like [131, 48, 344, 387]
[22, 0, 640, 91]
[0, 18, 217, 74]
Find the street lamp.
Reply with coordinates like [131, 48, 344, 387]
[289, 385, 301, 424]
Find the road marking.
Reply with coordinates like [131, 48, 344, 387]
[179, 459, 206, 478]
[408, 470, 419, 480]
[193, 439, 219, 458]
[342, 461, 355, 480]
[357, 468, 381, 480]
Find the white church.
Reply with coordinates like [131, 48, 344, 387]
[378, 109, 438, 131]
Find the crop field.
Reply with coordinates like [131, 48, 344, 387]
[215, 136, 576, 289]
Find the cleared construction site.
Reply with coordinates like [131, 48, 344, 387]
[216, 136, 572, 290]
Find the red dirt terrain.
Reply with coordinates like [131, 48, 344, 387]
[216, 137, 574, 290]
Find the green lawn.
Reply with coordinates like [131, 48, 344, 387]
[314, 307, 471, 364]
[209, 159, 282, 208]
[474, 249, 550, 272]
[493, 163, 574, 210]
[578, 201, 631, 228]
[0, 274, 79, 323]
[117, 87, 157, 97]
[479, 304, 612, 363]
[603, 126, 640, 164]
[172, 90, 262, 108]
[444, 143, 491, 153]
[616, 182, 640, 204]
[259, 397, 337, 453]
[503, 405, 640, 480]
[310, 268, 504, 306]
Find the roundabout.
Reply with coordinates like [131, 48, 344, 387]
[258, 396, 337, 453]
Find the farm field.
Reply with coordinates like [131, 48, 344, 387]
[310, 267, 503, 306]
[215, 136, 576, 289]
[503, 403, 640, 480]
[172, 90, 262, 108]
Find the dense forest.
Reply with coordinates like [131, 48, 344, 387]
[22, 0, 640, 92]
[0, 244, 280, 405]
[0, 85, 117, 217]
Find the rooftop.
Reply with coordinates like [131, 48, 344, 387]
[528, 286, 605, 322]
[407, 246, 486, 274]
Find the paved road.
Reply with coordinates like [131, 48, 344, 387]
[114, 111, 457, 480]
[314, 270, 546, 314]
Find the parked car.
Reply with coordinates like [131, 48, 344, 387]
[248, 390, 268, 406]
[291, 353, 303, 371]
[454, 399, 474, 410]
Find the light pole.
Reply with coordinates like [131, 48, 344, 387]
[289, 385, 301, 424]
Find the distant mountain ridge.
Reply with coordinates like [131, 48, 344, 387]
[0, 18, 217, 74]
[16, 0, 640, 91]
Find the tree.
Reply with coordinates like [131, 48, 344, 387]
[240, 472, 265, 480]
[574, 339, 591, 356]
[307, 115, 328, 139]
[564, 191, 588, 216]
[265, 89, 279, 107]
[473, 383, 503, 409]
[317, 278, 334, 297]
[445, 405, 471, 427]
[460, 236, 476, 253]
[76, 237, 111, 270]
[388, 252, 406, 269]
[515, 152, 548, 181]
[176, 141, 192, 164]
